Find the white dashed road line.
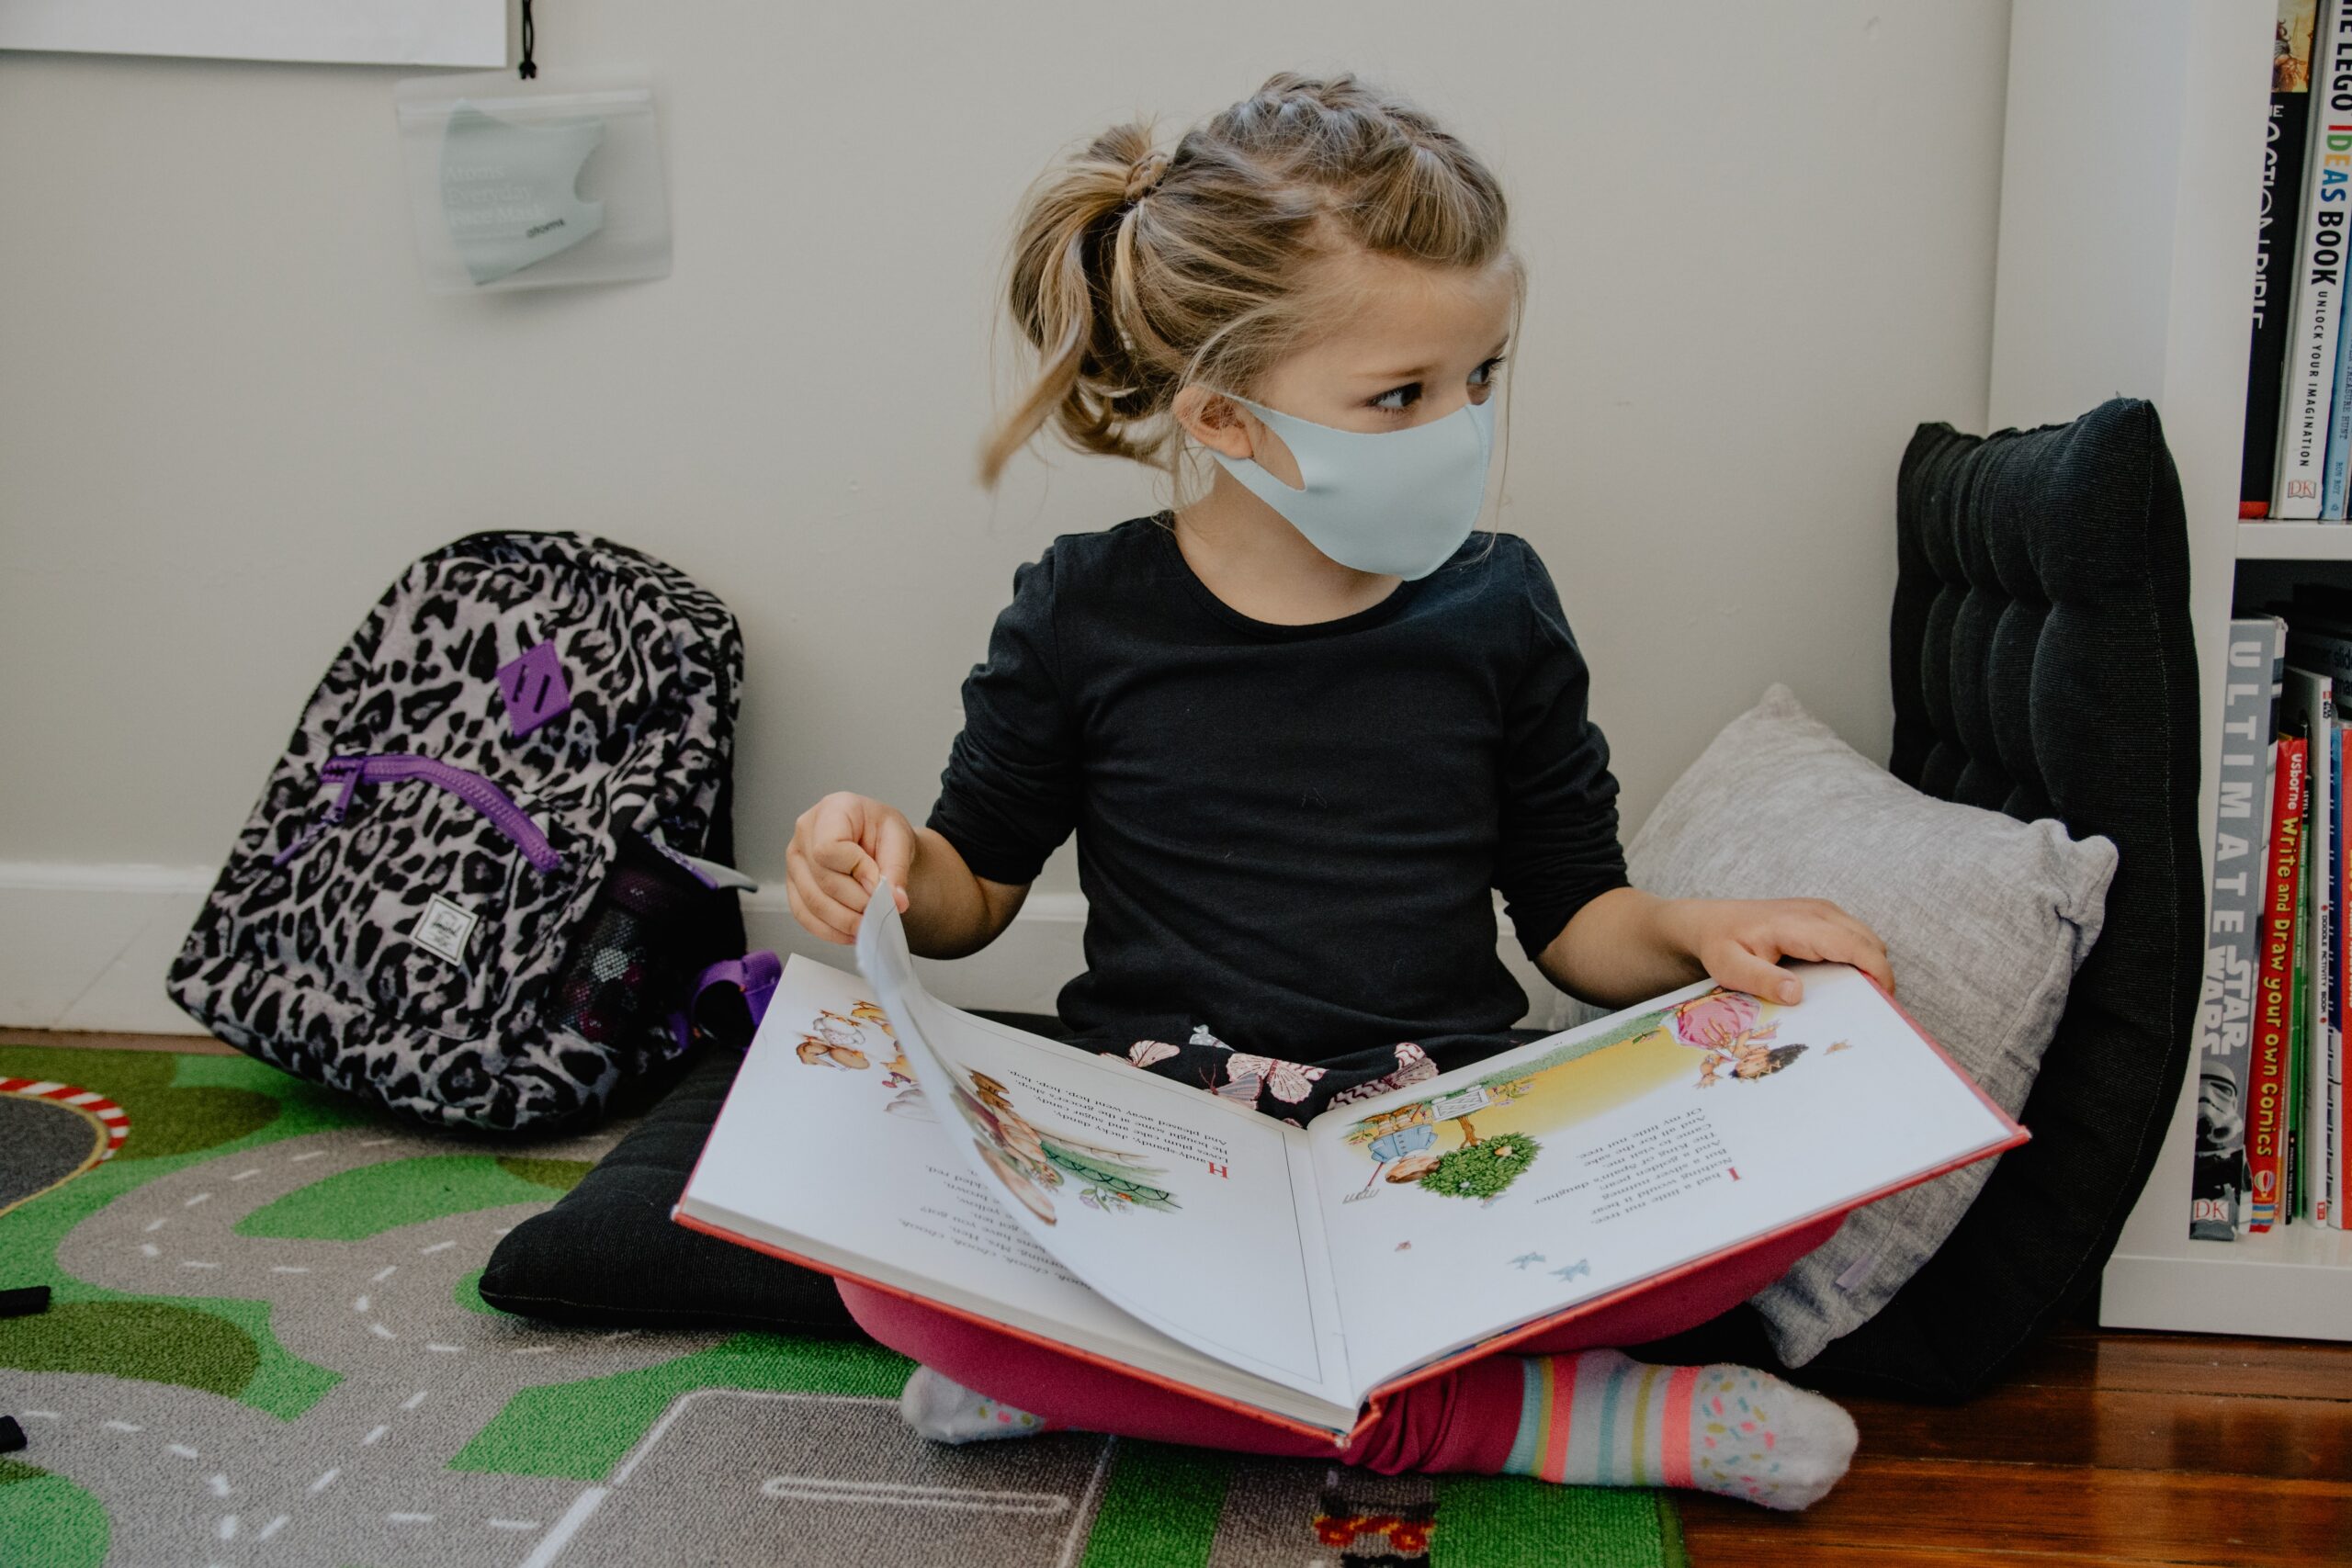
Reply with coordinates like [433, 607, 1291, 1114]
[517, 1487, 607, 1568]
[309, 1468, 339, 1495]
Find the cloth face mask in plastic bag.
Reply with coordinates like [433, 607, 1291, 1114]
[440, 103, 606, 285]
[396, 68, 670, 294]
[1206, 390, 1497, 580]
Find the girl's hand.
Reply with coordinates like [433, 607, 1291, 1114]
[1657, 897, 1894, 1006]
[786, 792, 916, 945]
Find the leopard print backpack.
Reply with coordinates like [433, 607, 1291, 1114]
[167, 531, 759, 1132]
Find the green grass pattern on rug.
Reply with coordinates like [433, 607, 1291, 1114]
[0, 1041, 1687, 1567]
[451, 1330, 915, 1478]
[1076, 1441, 1230, 1568]
[1432, 1475, 1688, 1567]
[0, 1458, 109, 1568]
[235, 1154, 593, 1240]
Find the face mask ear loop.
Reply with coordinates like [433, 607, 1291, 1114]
[518, 0, 537, 80]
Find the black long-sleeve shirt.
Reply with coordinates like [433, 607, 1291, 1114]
[926, 513, 1630, 1074]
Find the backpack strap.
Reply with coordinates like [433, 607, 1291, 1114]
[677, 950, 783, 1053]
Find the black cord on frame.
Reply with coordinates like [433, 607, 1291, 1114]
[519, 0, 537, 79]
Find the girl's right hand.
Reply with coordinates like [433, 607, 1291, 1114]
[786, 791, 916, 944]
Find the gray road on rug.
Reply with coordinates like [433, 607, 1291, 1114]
[17, 1122, 1122, 1566]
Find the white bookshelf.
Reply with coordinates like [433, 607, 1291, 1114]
[1996, 0, 2349, 1340]
[2239, 521, 2352, 560]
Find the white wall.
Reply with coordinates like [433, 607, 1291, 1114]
[0, 0, 2011, 1031]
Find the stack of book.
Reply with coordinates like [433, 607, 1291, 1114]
[2199, 603, 2352, 1239]
[2243, 1, 2352, 520]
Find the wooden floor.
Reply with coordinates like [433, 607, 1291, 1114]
[1678, 1315, 2352, 1565]
[13, 1030, 2351, 1564]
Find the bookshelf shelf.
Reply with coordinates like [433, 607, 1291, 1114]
[1997, 1, 2348, 1341]
[2237, 522, 2352, 560]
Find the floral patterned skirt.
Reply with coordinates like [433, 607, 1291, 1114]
[1080, 1021, 1553, 1126]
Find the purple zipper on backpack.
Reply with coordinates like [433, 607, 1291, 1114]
[272, 753, 563, 873]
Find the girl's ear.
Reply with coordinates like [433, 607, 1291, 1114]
[1171, 384, 1258, 460]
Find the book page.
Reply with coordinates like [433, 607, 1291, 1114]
[1308, 964, 2019, 1385]
[679, 953, 1180, 1346]
[855, 893, 1352, 1408]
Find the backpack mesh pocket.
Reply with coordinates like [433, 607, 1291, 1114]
[542, 829, 743, 1071]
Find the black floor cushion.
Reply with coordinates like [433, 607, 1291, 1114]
[478, 1010, 1069, 1335]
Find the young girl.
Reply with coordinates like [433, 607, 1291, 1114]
[787, 71, 1894, 1512]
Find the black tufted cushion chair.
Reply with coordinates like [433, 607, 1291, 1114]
[1638, 397, 2204, 1399]
[1823, 398, 2204, 1398]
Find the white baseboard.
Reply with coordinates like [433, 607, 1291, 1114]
[0, 863, 1568, 1039]
[0, 862, 219, 1035]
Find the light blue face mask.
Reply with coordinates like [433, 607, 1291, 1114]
[1206, 389, 1498, 580]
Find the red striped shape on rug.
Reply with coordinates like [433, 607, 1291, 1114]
[0, 1077, 130, 1158]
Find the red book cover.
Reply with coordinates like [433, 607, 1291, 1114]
[2251, 735, 2308, 1230]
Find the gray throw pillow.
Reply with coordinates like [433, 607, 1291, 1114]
[1623, 683, 2117, 1366]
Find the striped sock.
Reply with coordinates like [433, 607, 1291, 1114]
[1498, 1348, 1857, 1511]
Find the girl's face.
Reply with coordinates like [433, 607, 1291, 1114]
[1190, 249, 1517, 489]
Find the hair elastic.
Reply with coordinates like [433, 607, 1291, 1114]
[1123, 151, 1170, 206]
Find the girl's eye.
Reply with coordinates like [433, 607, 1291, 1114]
[1370, 355, 1507, 412]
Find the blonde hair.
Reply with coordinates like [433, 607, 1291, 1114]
[978, 71, 1521, 492]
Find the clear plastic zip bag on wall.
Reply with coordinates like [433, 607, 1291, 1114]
[395, 66, 672, 294]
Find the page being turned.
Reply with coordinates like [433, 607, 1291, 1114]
[856, 885, 1352, 1407]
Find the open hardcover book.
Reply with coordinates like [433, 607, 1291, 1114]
[675, 886, 2027, 1444]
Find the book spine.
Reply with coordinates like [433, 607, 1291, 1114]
[2291, 807, 2309, 1222]
[2307, 679, 2336, 1216]
[2324, 724, 2342, 1222]
[2195, 619, 2289, 1238]
[2252, 6, 2324, 517]
[2252, 736, 2307, 1230]
[2277, 0, 2352, 518]
[2329, 315, 2352, 515]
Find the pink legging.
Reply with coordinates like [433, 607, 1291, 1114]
[839, 1212, 1837, 1474]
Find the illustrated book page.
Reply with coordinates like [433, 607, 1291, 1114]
[848, 894, 1354, 1415]
[1307, 964, 2030, 1390]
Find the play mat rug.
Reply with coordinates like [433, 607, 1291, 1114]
[0, 1043, 1688, 1567]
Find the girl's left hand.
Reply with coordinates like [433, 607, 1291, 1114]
[1658, 897, 1894, 1006]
